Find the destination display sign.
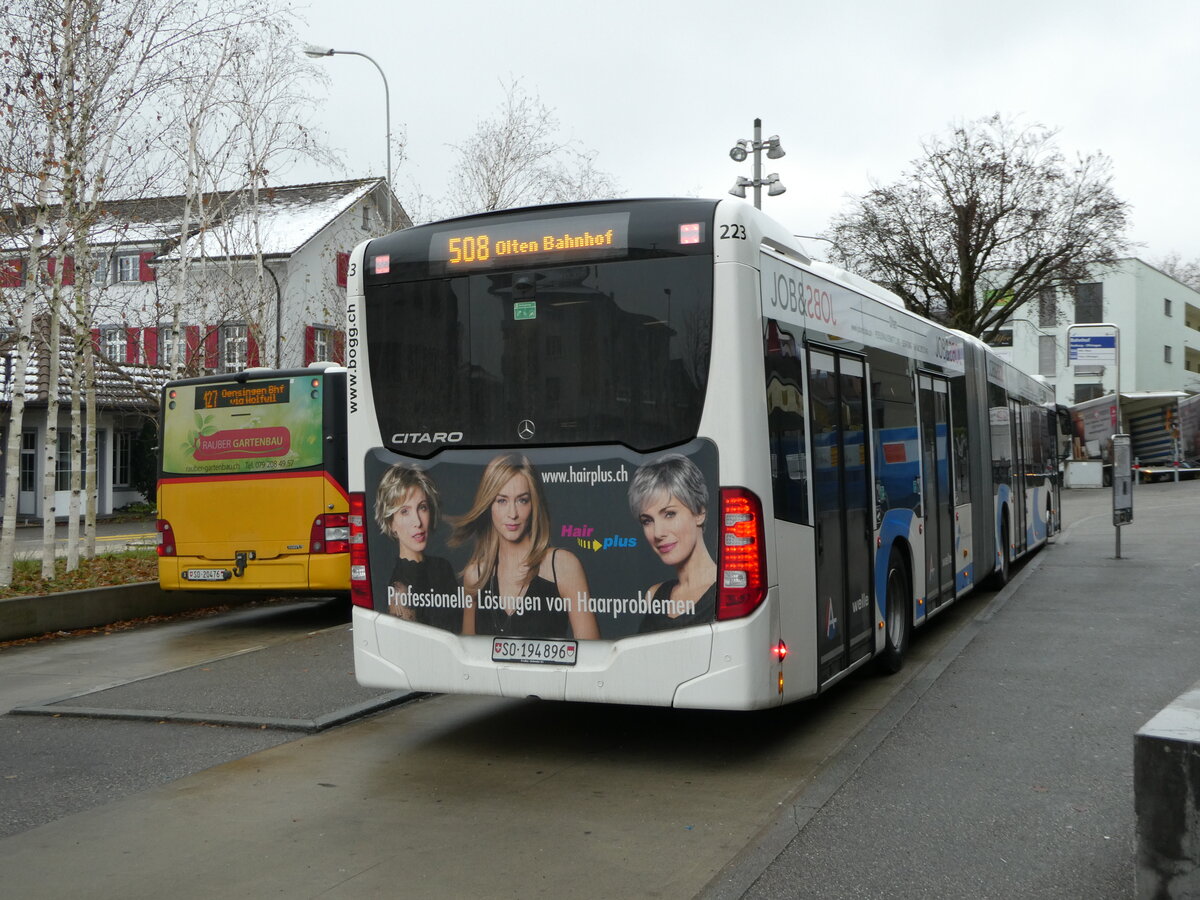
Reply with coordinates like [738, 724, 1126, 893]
[429, 213, 630, 270]
[196, 380, 290, 410]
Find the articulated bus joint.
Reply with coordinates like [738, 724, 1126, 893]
[233, 550, 257, 577]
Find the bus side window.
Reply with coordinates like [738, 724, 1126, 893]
[765, 321, 809, 525]
[950, 377, 972, 504]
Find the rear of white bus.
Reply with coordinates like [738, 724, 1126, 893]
[344, 198, 782, 710]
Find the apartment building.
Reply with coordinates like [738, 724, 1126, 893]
[987, 258, 1200, 405]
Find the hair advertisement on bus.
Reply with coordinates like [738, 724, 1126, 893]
[363, 440, 719, 640]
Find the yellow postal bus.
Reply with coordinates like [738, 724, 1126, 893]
[156, 365, 350, 594]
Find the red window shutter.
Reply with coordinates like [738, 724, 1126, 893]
[247, 327, 260, 367]
[336, 252, 349, 288]
[333, 329, 345, 364]
[138, 251, 157, 282]
[90, 328, 101, 355]
[185, 325, 201, 370]
[144, 327, 159, 366]
[0, 259, 23, 288]
[48, 256, 75, 286]
[304, 325, 316, 365]
[203, 328, 219, 369]
[125, 327, 139, 364]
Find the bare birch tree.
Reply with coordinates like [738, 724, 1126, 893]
[446, 79, 619, 216]
[1, 0, 332, 580]
[0, 2, 65, 584]
[155, 13, 336, 374]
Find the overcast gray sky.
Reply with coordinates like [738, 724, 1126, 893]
[293, 0, 1200, 262]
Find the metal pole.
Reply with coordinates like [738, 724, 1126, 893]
[325, 50, 391, 230]
[752, 118, 762, 209]
[1115, 326, 1121, 558]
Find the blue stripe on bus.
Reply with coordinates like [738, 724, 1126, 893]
[875, 508, 916, 624]
[995, 483, 1011, 569]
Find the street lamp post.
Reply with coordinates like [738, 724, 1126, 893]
[303, 44, 392, 230]
[729, 118, 786, 209]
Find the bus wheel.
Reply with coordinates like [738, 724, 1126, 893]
[990, 519, 1011, 589]
[878, 549, 911, 675]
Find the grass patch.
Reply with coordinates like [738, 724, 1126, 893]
[0, 552, 157, 600]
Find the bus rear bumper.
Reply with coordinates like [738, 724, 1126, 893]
[158, 555, 349, 593]
[352, 602, 777, 710]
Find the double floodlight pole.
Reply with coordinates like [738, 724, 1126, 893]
[729, 118, 786, 209]
[303, 44, 392, 231]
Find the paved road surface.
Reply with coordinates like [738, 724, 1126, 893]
[1, 484, 1196, 898]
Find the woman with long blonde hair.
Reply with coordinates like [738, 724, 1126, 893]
[451, 453, 599, 640]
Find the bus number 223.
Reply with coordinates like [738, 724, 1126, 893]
[720, 224, 747, 240]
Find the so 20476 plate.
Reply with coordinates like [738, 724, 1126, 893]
[491, 638, 578, 666]
[182, 568, 232, 582]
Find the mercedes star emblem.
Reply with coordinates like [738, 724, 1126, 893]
[517, 419, 535, 440]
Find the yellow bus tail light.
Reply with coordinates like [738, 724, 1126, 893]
[156, 519, 175, 557]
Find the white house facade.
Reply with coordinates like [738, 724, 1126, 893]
[989, 258, 1200, 405]
[1, 178, 409, 521]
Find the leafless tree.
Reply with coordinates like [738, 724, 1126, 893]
[1154, 251, 1200, 293]
[54, 0, 226, 564]
[827, 114, 1129, 340]
[156, 15, 337, 374]
[0, 1, 67, 584]
[0, 0, 336, 581]
[445, 80, 619, 216]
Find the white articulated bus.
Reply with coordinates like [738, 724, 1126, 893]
[343, 198, 1061, 710]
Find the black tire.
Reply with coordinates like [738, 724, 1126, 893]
[989, 517, 1011, 589]
[878, 549, 911, 675]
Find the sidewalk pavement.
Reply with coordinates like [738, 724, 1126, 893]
[711, 481, 1200, 899]
[9, 517, 158, 560]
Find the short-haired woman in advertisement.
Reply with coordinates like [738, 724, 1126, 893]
[452, 453, 600, 640]
[375, 463, 462, 633]
[628, 453, 717, 632]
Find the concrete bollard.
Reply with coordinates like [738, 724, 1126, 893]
[1135, 680, 1200, 899]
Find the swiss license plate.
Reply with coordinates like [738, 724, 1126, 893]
[183, 568, 232, 582]
[491, 638, 578, 666]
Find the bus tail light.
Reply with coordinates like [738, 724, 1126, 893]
[156, 519, 175, 557]
[348, 493, 373, 609]
[311, 513, 350, 554]
[717, 487, 766, 620]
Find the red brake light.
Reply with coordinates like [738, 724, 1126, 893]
[349, 493, 372, 609]
[311, 512, 350, 554]
[717, 487, 766, 620]
[155, 519, 175, 557]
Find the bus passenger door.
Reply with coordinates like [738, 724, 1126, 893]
[1009, 398, 1028, 555]
[809, 349, 874, 685]
[918, 374, 955, 610]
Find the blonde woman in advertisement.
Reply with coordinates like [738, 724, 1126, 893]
[451, 453, 599, 640]
[375, 463, 463, 633]
[628, 453, 717, 633]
